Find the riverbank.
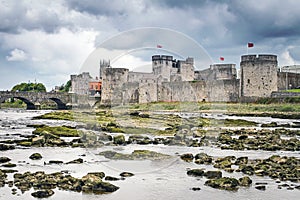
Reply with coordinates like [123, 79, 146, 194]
[0, 105, 299, 199]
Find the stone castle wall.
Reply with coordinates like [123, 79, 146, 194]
[88, 53, 300, 105]
[240, 55, 278, 98]
[277, 72, 300, 90]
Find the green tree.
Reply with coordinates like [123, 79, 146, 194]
[11, 82, 46, 92]
[59, 80, 71, 92]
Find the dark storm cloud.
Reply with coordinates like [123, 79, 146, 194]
[226, 1, 300, 41]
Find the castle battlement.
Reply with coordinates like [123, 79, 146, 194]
[241, 54, 277, 62]
[152, 55, 173, 61]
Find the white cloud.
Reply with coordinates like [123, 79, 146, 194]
[6, 48, 27, 61]
[1, 27, 98, 90]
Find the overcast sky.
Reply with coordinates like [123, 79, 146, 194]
[1, 0, 300, 91]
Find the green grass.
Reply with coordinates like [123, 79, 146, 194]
[286, 89, 300, 93]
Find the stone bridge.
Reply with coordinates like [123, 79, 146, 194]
[0, 91, 72, 109]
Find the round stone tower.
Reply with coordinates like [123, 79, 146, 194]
[240, 54, 278, 98]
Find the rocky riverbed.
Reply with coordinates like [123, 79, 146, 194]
[0, 108, 299, 199]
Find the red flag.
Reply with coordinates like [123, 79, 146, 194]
[220, 57, 224, 61]
[248, 42, 254, 48]
[157, 44, 162, 48]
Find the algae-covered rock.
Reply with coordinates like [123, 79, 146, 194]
[205, 177, 239, 191]
[235, 157, 248, 165]
[113, 135, 125, 145]
[180, 153, 194, 162]
[194, 153, 213, 165]
[204, 171, 222, 179]
[33, 126, 80, 137]
[239, 176, 252, 186]
[99, 150, 171, 160]
[29, 153, 42, 160]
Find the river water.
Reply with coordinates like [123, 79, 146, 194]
[0, 109, 299, 200]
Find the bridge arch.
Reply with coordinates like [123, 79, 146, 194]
[0, 96, 36, 110]
[48, 98, 67, 110]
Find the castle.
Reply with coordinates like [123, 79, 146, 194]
[70, 54, 300, 105]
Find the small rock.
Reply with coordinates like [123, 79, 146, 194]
[239, 176, 252, 186]
[105, 176, 120, 181]
[113, 135, 126, 145]
[2, 163, 16, 168]
[191, 187, 201, 191]
[31, 190, 54, 198]
[180, 153, 194, 162]
[0, 144, 15, 151]
[0, 157, 11, 164]
[29, 153, 42, 160]
[187, 169, 205, 177]
[66, 158, 83, 164]
[255, 185, 266, 191]
[120, 172, 134, 177]
[48, 160, 63, 164]
[204, 171, 222, 179]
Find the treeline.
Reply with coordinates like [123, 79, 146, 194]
[12, 83, 46, 92]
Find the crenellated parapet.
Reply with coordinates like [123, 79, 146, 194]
[241, 54, 277, 63]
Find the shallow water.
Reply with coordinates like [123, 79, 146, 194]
[0, 109, 299, 200]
